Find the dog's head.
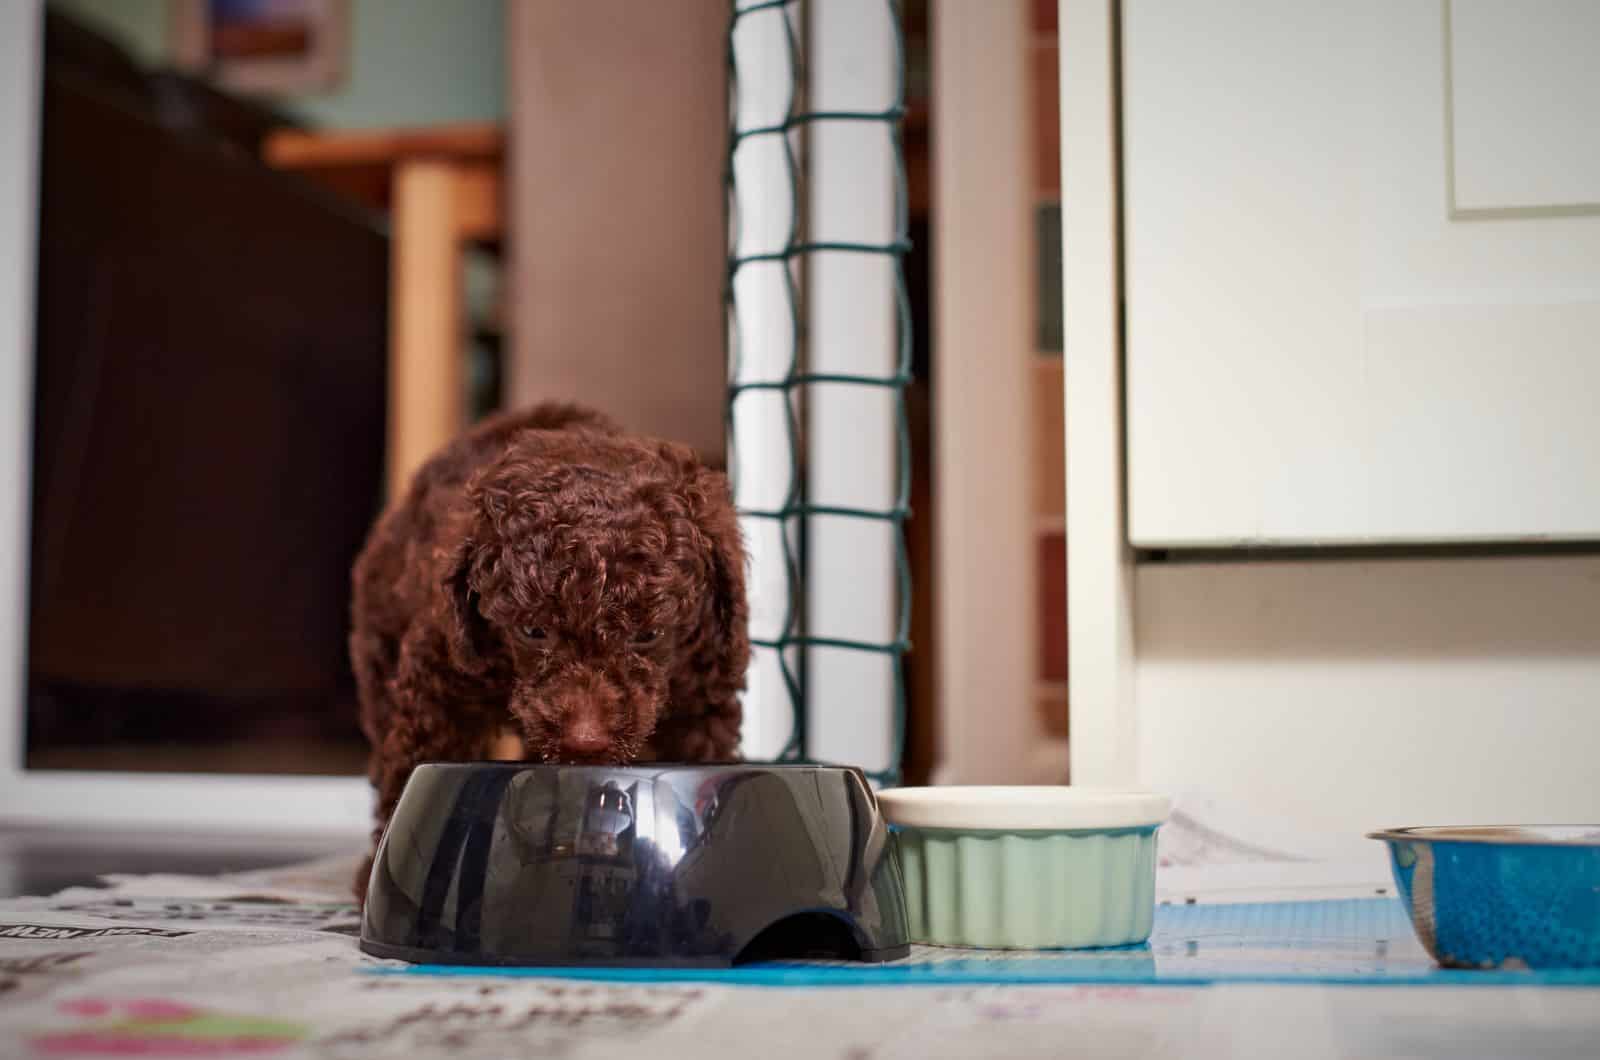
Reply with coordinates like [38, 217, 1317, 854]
[438, 431, 746, 763]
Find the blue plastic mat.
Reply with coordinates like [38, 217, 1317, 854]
[377, 898, 1600, 987]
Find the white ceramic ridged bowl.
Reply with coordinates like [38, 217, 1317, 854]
[878, 787, 1170, 950]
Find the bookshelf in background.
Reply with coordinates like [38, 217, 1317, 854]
[1031, 0, 1067, 745]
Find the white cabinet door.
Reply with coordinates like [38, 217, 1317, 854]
[1123, 0, 1600, 547]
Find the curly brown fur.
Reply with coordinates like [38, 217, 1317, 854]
[349, 403, 748, 900]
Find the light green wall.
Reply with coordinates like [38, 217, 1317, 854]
[51, 0, 168, 65]
[289, 0, 504, 129]
[48, 0, 504, 130]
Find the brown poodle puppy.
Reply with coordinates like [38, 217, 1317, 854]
[349, 403, 748, 897]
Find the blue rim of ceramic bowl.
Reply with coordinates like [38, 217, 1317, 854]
[1367, 825, 1600, 847]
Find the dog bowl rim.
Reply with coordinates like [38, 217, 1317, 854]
[1366, 824, 1600, 848]
[406, 760, 873, 780]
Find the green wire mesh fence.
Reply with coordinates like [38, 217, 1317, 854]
[726, 0, 912, 785]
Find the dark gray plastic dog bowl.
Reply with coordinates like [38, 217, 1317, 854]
[359, 762, 911, 967]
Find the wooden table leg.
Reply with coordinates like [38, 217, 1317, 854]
[388, 159, 463, 501]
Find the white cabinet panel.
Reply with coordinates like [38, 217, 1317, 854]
[1136, 556, 1600, 862]
[1449, 0, 1600, 214]
[1123, 0, 1600, 546]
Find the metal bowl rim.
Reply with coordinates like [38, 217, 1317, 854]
[1366, 824, 1600, 848]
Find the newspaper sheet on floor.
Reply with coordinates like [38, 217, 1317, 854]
[2, 837, 1598, 1058]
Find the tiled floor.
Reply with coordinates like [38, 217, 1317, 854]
[0, 826, 359, 898]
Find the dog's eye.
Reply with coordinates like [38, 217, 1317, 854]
[519, 625, 548, 642]
[633, 628, 660, 646]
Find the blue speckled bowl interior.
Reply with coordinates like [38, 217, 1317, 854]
[1368, 825, 1600, 970]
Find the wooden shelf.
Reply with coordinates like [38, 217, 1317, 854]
[1036, 679, 1069, 740]
[904, 98, 931, 218]
[262, 122, 504, 238]
[1032, 355, 1065, 518]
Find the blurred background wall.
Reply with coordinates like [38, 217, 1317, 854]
[50, 0, 504, 129]
[504, 0, 726, 463]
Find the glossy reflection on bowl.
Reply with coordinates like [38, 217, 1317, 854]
[361, 762, 911, 967]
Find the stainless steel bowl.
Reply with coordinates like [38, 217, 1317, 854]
[361, 762, 910, 967]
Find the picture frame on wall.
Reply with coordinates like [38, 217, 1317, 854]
[171, 0, 349, 95]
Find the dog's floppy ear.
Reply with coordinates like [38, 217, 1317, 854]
[686, 463, 751, 705]
[441, 534, 492, 676]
